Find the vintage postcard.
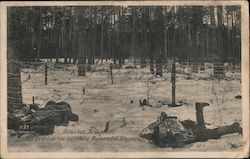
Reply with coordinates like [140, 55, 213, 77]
[0, 0, 249, 158]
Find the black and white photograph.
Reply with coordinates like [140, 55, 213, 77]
[0, 1, 249, 158]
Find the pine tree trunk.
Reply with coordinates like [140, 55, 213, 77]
[87, 57, 92, 72]
[155, 7, 164, 76]
[217, 6, 223, 59]
[132, 8, 137, 68]
[56, 28, 60, 63]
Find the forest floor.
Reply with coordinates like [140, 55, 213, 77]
[8, 60, 242, 152]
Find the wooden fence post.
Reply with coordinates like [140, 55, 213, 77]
[147, 79, 149, 103]
[32, 96, 34, 104]
[82, 87, 85, 95]
[171, 61, 176, 106]
[45, 62, 47, 85]
[110, 63, 113, 84]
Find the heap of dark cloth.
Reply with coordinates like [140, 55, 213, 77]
[140, 102, 242, 148]
[8, 101, 79, 136]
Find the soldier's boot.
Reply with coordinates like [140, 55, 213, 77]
[199, 122, 243, 141]
[215, 122, 242, 136]
[195, 102, 209, 129]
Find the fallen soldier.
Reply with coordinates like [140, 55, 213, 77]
[8, 101, 79, 137]
[140, 102, 242, 148]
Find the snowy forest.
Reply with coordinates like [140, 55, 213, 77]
[8, 6, 241, 63]
[7, 6, 243, 152]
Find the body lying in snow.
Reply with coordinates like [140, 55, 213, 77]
[140, 102, 242, 148]
[8, 101, 79, 137]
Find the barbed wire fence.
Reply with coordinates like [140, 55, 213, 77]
[7, 59, 241, 127]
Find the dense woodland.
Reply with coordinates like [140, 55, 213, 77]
[8, 6, 241, 64]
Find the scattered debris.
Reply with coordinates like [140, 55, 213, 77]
[178, 99, 191, 106]
[235, 95, 242, 99]
[161, 99, 171, 105]
[121, 117, 127, 128]
[198, 76, 212, 80]
[139, 99, 152, 107]
[150, 81, 157, 84]
[104, 121, 110, 133]
[184, 76, 193, 80]
[125, 66, 136, 69]
[158, 99, 190, 107]
[167, 102, 182, 107]
[58, 81, 70, 85]
[82, 87, 85, 95]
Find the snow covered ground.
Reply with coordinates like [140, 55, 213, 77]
[8, 60, 242, 152]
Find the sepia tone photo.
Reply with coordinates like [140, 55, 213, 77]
[0, 1, 249, 158]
